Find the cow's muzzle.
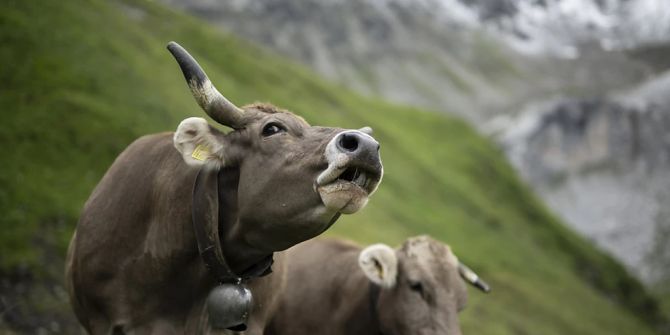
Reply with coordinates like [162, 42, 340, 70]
[316, 130, 383, 214]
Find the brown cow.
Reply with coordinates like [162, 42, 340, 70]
[65, 42, 383, 334]
[265, 236, 489, 335]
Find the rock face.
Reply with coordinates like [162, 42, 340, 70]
[499, 71, 670, 283]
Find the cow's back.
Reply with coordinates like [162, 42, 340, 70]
[266, 239, 376, 335]
[66, 133, 213, 334]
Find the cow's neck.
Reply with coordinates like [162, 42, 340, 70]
[216, 167, 274, 278]
[367, 282, 385, 335]
[221, 233, 273, 277]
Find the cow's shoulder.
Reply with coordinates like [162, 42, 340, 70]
[124, 132, 176, 158]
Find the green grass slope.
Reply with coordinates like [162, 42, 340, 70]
[0, 0, 666, 334]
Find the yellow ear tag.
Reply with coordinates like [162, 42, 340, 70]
[191, 144, 211, 161]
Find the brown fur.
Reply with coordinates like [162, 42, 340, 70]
[242, 102, 286, 114]
[66, 102, 382, 334]
[265, 237, 468, 335]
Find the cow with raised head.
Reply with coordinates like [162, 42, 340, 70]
[266, 236, 490, 335]
[65, 42, 383, 335]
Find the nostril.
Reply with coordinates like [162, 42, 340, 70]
[338, 133, 359, 152]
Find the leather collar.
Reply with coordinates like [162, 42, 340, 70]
[192, 167, 273, 284]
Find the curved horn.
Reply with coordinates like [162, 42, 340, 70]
[167, 41, 244, 128]
[458, 262, 491, 293]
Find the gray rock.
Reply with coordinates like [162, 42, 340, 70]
[499, 72, 670, 284]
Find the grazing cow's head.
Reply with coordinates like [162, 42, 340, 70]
[359, 236, 490, 335]
[168, 42, 383, 254]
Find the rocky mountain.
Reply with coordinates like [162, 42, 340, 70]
[160, 0, 659, 123]
[498, 71, 670, 284]
[160, 0, 670, 286]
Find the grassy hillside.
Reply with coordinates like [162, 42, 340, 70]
[0, 0, 665, 334]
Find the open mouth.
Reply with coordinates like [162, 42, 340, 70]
[336, 166, 371, 190]
[317, 163, 381, 195]
[316, 160, 383, 214]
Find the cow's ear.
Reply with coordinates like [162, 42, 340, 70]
[358, 126, 373, 135]
[358, 244, 398, 288]
[174, 117, 226, 168]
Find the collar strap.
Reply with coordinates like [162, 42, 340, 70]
[192, 167, 240, 284]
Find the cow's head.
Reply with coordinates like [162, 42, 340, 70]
[168, 42, 383, 254]
[358, 236, 490, 335]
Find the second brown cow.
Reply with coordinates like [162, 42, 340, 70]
[264, 236, 490, 335]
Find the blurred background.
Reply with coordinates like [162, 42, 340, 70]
[1, 0, 669, 334]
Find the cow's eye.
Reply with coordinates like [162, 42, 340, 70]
[262, 123, 285, 137]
